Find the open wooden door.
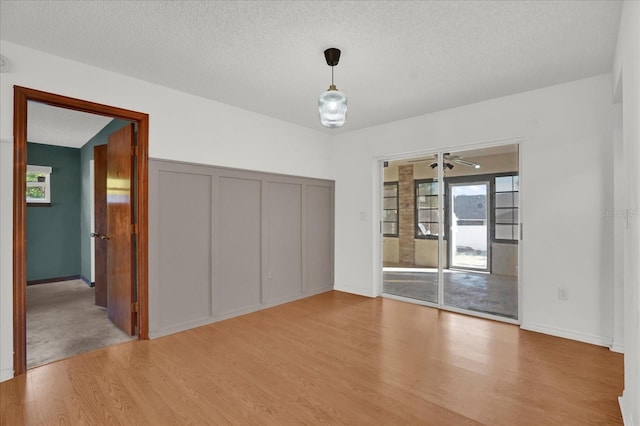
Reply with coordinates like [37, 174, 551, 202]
[13, 86, 149, 376]
[107, 124, 136, 336]
[93, 144, 108, 307]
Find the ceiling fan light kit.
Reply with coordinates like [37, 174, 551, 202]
[430, 162, 455, 170]
[318, 48, 347, 128]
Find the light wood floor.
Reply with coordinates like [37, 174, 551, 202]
[1, 291, 623, 425]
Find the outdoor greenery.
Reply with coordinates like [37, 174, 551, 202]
[26, 186, 46, 199]
[26, 172, 47, 200]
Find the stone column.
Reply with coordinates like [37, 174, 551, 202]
[398, 164, 414, 266]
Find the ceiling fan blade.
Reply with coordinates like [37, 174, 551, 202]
[400, 154, 477, 168]
[407, 156, 437, 163]
[454, 159, 481, 168]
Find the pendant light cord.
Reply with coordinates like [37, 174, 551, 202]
[332, 66, 334, 86]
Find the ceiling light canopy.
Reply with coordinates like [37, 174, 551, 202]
[318, 48, 347, 128]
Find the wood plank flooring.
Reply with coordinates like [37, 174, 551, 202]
[0, 291, 624, 425]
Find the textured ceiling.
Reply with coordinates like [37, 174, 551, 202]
[27, 102, 113, 148]
[0, 0, 623, 136]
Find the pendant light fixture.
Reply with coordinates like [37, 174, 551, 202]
[318, 48, 347, 128]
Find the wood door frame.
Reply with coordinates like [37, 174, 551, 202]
[13, 86, 149, 376]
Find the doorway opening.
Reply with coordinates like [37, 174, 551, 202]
[381, 143, 520, 322]
[13, 86, 149, 376]
[449, 181, 489, 271]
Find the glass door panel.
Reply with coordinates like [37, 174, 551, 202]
[442, 145, 519, 320]
[382, 154, 440, 304]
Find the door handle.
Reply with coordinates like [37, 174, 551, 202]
[91, 232, 111, 240]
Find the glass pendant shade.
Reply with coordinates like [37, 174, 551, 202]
[318, 85, 347, 128]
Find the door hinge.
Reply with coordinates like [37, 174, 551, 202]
[132, 145, 138, 157]
[131, 223, 138, 235]
[132, 302, 138, 313]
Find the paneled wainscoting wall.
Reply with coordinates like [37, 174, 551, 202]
[149, 160, 334, 338]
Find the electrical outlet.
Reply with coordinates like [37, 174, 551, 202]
[558, 287, 568, 301]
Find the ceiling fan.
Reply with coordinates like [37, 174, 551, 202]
[408, 153, 480, 170]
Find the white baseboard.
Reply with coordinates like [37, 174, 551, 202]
[333, 284, 376, 298]
[520, 322, 611, 347]
[619, 394, 634, 426]
[610, 342, 624, 353]
[1, 367, 14, 382]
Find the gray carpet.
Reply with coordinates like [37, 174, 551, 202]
[27, 279, 136, 369]
[383, 269, 518, 319]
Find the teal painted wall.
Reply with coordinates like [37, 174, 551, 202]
[79, 119, 131, 282]
[27, 143, 81, 281]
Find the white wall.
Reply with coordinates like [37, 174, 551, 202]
[0, 41, 334, 381]
[612, 102, 624, 355]
[613, 1, 640, 423]
[332, 74, 615, 348]
[0, 42, 333, 178]
[0, 141, 13, 381]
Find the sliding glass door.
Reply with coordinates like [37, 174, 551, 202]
[381, 154, 440, 304]
[382, 144, 519, 321]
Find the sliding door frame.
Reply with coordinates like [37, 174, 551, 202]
[377, 139, 522, 325]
